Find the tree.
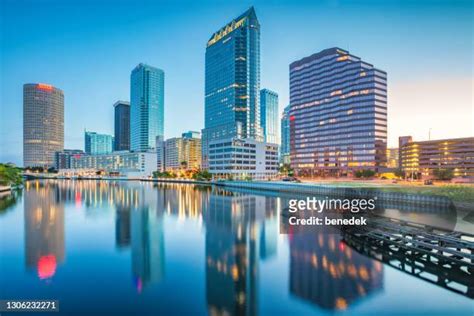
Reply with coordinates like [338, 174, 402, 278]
[355, 169, 376, 179]
[0, 163, 23, 187]
[433, 168, 454, 180]
[192, 170, 212, 181]
[394, 168, 405, 179]
[279, 163, 294, 176]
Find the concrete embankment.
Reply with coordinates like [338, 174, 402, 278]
[0, 186, 12, 193]
[214, 181, 455, 209]
[141, 178, 212, 185]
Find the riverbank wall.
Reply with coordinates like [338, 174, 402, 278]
[214, 181, 455, 209]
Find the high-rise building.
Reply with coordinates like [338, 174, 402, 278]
[130, 63, 164, 151]
[280, 105, 291, 164]
[155, 136, 166, 172]
[289, 48, 387, 176]
[202, 8, 278, 179]
[114, 101, 130, 151]
[84, 131, 113, 155]
[23, 83, 64, 168]
[202, 7, 263, 169]
[164, 131, 202, 172]
[260, 89, 279, 144]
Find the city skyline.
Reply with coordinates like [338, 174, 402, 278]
[1, 0, 473, 166]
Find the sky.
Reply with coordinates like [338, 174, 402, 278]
[0, 0, 473, 166]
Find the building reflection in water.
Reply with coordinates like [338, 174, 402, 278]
[115, 206, 131, 249]
[24, 181, 65, 281]
[204, 190, 268, 316]
[289, 231, 383, 311]
[260, 198, 278, 260]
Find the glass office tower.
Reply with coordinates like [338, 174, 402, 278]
[84, 131, 113, 155]
[202, 7, 262, 169]
[280, 105, 291, 164]
[114, 101, 130, 151]
[130, 63, 164, 151]
[23, 83, 64, 168]
[289, 48, 387, 176]
[260, 89, 279, 144]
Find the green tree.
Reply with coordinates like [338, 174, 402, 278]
[394, 168, 405, 179]
[433, 168, 454, 180]
[0, 163, 23, 187]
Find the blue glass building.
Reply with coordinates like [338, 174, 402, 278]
[202, 7, 262, 169]
[280, 105, 291, 164]
[84, 131, 113, 155]
[289, 48, 387, 176]
[130, 63, 164, 152]
[260, 89, 279, 144]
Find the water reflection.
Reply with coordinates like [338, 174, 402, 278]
[131, 206, 165, 292]
[24, 181, 65, 281]
[2, 180, 469, 315]
[289, 232, 383, 310]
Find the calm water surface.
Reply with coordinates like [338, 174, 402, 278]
[0, 180, 472, 315]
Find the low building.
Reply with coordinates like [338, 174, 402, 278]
[208, 138, 279, 180]
[54, 149, 84, 170]
[165, 131, 202, 172]
[68, 151, 157, 177]
[400, 136, 474, 179]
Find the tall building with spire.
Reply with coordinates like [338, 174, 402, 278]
[201, 7, 277, 179]
[202, 7, 263, 168]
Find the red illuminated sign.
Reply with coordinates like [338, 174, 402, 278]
[290, 115, 295, 121]
[37, 83, 53, 91]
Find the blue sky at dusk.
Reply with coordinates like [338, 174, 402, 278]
[1, 0, 472, 166]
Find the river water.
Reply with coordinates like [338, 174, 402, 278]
[0, 180, 472, 315]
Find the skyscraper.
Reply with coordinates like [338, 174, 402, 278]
[84, 131, 113, 155]
[202, 7, 262, 169]
[280, 105, 291, 164]
[130, 63, 164, 152]
[260, 89, 279, 144]
[289, 48, 387, 176]
[114, 101, 130, 151]
[23, 83, 64, 168]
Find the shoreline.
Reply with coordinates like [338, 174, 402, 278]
[19, 175, 474, 211]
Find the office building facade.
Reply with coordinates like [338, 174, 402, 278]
[23, 83, 64, 168]
[165, 132, 202, 172]
[208, 138, 279, 179]
[280, 105, 291, 164]
[130, 63, 164, 151]
[289, 48, 387, 176]
[156, 136, 166, 172]
[386, 148, 399, 169]
[84, 131, 113, 155]
[260, 89, 279, 144]
[54, 149, 84, 170]
[202, 7, 263, 169]
[68, 151, 157, 178]
[400, 136, 474, 179]
[114, 101, 130, 151]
